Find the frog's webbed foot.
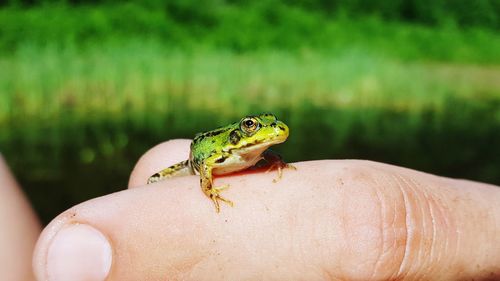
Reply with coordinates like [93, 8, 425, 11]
[207, 184, 234, 213]
[263, 150, 296, 183]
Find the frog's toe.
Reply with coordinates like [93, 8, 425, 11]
[267, 162, 296, 182]
[214, 184, 230, 192]
[208, 187, 234, 212]
[216, 195, 234, 207]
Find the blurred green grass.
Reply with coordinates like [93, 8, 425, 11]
[2, 40, 499, 119]
[0, 2, 499, 222]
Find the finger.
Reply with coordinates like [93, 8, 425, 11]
[33, 160, 500, 281]
[0, 154, 41, 281]
[128, 139, 191, 188]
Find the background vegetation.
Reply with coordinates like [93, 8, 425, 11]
[1, 0, 499, 223]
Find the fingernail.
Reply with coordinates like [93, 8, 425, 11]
[46, 224, 112, 281]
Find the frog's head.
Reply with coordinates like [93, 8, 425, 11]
[229, 113, 289, 152]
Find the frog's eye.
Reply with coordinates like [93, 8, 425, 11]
[244, 119, 254, 127]
[240, 117, 259, 135]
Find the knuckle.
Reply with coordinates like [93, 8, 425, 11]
[336, 162, 456, 280]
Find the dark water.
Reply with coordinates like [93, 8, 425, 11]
[2, 96, 499, 223]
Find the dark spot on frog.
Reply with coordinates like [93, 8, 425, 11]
[211, 139, 216, 144]
[215, 156, 226, 163]
[204, 128, 226, 138]
[229, 129, 241, 145]
[195, 128, 227, 143]
[150, 173, 160, 180]
[194, 135, 205, 143]
[278, 125, 285, 131]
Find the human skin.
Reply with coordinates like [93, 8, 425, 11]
[0, 155, 41, 281]
[4, 139, 500, 280]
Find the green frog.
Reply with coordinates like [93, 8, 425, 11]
[147, 113, 295, 212]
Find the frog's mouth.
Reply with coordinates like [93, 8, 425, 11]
[236, 134, 288, 154]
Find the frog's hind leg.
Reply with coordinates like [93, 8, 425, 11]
[147, 160, 193, 184]
[200, 161, 233, 213]
[262, 150, 296, 182]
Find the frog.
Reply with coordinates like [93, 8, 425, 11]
[147, 113, 296, 212]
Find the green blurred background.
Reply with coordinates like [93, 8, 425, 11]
[0, 0, 499, 223]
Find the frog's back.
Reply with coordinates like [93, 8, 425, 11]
[190, 123, 235, 167]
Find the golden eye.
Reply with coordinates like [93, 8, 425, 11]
[240, 117, 259, 134]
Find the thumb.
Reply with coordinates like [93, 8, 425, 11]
[32, 141, 500, 280]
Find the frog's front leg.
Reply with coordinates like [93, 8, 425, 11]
[200, 159, 234, 213]
[147, 160, 193, 184]
[262, 150, 296, 182]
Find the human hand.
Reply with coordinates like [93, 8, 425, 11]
[0, 155, 41, 281]
[31, 139, 500, 280]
